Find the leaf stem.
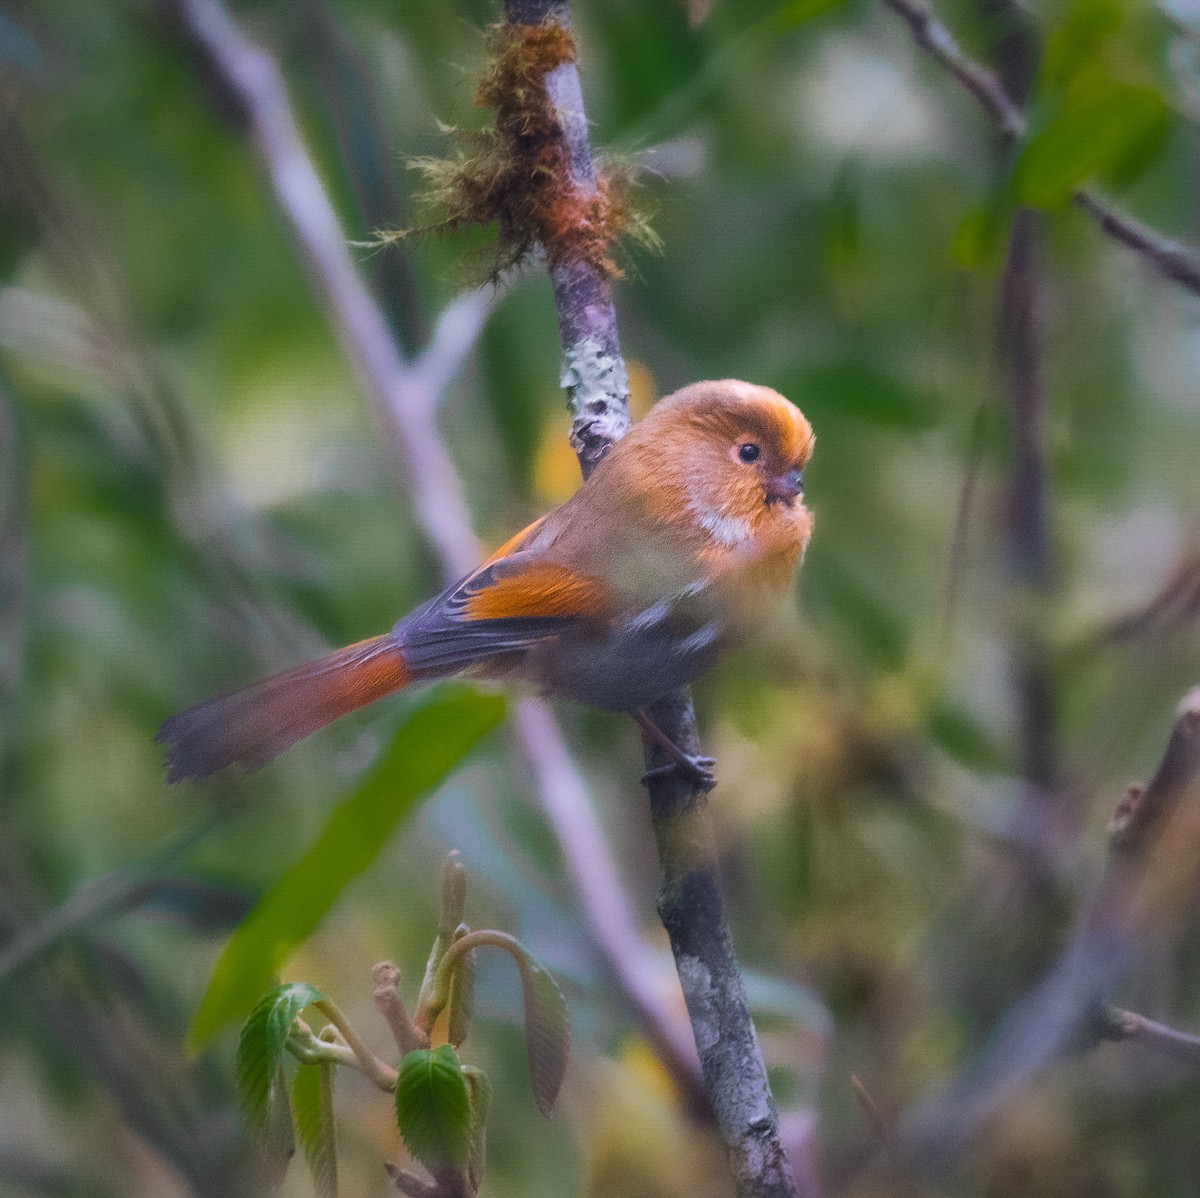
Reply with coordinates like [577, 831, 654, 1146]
[312, 999, 398, 1091]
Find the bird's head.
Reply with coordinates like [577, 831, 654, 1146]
[632, 379, 815, 553]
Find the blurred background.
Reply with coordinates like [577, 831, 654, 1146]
[3, 0, 1200, 1194]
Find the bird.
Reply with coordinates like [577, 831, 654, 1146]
[157, 379, 814, 788]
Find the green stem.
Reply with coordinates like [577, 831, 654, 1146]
[415, 930, 527, 1035]
[311, 999, 398, 1090]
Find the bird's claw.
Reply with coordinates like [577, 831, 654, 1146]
[641, 755, 717, 793]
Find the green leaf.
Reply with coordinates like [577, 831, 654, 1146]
[783, 361, 941, 432]
[951, 198, 1014, 272]
[188, 686, 506, 1048]
[235, 982, 325, 1177]
[519, 962, 570, 1117]
[462, 1065, 492, 1192]
[1013, 79, 1170, 209]
[292, 1061, 338, 1198]
[395, 1045, 472, 1171]
[767, 0, 848, 31]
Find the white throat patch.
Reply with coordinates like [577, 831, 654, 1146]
[689, 498, 751, 547]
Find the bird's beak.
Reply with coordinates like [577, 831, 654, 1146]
[766, 468, 804, 504]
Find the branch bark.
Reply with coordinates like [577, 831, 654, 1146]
[879, 0, 1200, 299]
[168, 0, 703, 1111]
[502, 3, 804, 1195]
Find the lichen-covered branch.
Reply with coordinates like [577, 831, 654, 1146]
[879, 0, 1200, 299]
[498, 0, 632, 477]
[168, 0, 699, 1108]
[502, 3, 805, 1195]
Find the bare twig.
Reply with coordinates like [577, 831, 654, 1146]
[899, 688, 1200, 1163]
[503, 3, 803, 1194]
[1098, 1006, 1200, 1065]
[172, 0, 479, 578]
[1064, 549, 1200, 663]
[998, 208, 1059, 803]
[1072, 192, 1200, 298]
[312, 998, 400, 1090]
[880, 0, 1025, 139]
[878, 0, 1200, 299]
[850, 1075, 890, 1149]
[168, 0, 702, 1109]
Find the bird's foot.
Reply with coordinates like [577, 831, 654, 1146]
[631, 708, 718, 793]
[641, 754, 717, 793]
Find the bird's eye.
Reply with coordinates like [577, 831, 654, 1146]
[738, 442, 761, 463]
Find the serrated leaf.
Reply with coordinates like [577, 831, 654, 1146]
[236, 982, 325, 1178]
[462, 1066, 492, 1192]
[292, 1061, 338, 1198]
[447, 946, 476, 1048]
[518, 963, 570, 1117]
[1013, 79, 1171, 208]
[189, 687, 506, 1049]
[395, 1045, 472, 1171]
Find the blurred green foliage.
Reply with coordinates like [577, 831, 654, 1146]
[2, 0, 1200, 1196]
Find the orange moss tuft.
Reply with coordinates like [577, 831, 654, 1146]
[395, 21, 655, 283]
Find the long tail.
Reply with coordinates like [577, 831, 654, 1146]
[157, 635, 410, 782]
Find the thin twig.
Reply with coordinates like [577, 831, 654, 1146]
[850, 1075, 890, 1150]
[898, 687, 1200, 1164]
[1072, 191, 1200, 298]
[1099, 1006, 1200, 1065]
[168, 0, 702, 1108]
[880, 0, 1025, 139]
[313, 998, 399, 1090]
[878, 0, 1200, 299]
[503, 2, 804, 1194]
[1063, 549, 1200, 664]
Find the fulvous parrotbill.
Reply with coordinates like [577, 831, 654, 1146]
[158, 380, 814, 786]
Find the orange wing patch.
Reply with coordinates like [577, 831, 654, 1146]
[463, 561, 615, 622]
[480, 516, 548, 567]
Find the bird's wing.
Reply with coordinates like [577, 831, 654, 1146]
[395, 518, 620, 675]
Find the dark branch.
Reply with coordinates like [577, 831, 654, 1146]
[503, 3, 806, 1194]
[880, 0, 1024, 139]
[879, 0, 1200, 299]
[1073, 191, 1200, 299]
[898, 687, 1200, 1164]
[998, 209, 1060, 805]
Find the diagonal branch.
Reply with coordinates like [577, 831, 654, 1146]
[1098, 1006, 1200, 1066]
[880, 0, 1024, 139]
[898, 687, 1200, 1164]
[879, 0, 1200, 299]
[502, 2, 806, 1195]
[168, 0, 703, 1110]
[1072, 191, 1200, 297]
